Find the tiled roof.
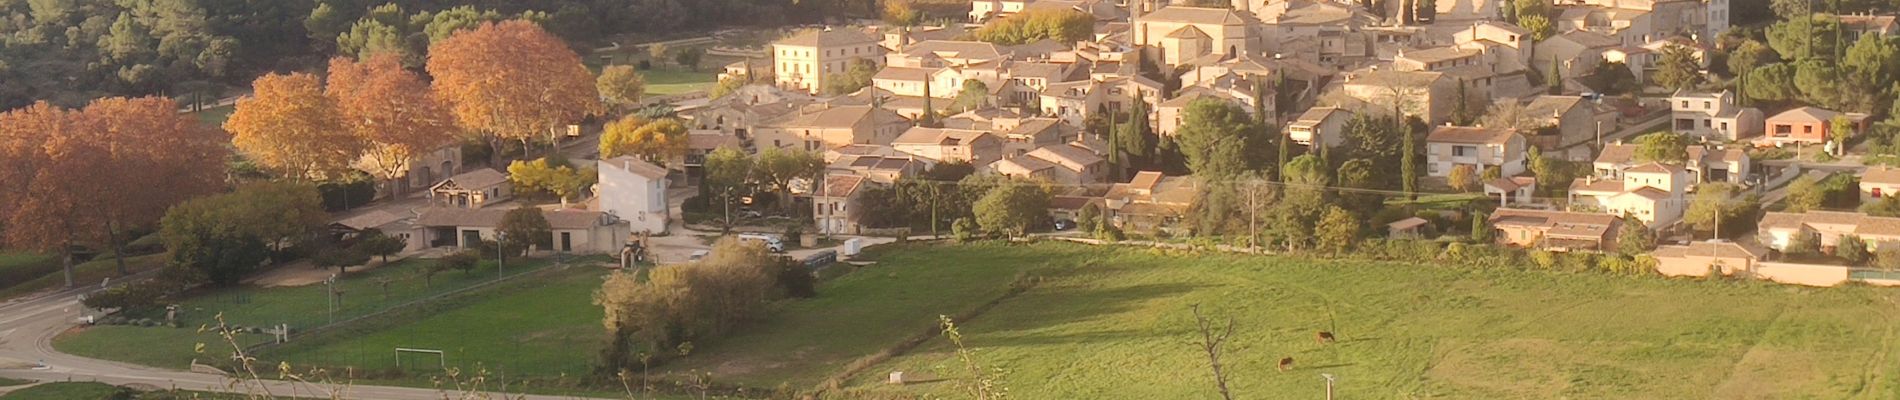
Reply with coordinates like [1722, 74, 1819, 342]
[1864, 167, 1900, 184]
[602, 156, 668, 180]
[416, 207, 605, 230]
[777, 28, 879, 47]
[1141, 6, 1249, 24]
[1428, 126, 1517, 144]
[821, 174, 865, 198]
[437, 168, 507, 190]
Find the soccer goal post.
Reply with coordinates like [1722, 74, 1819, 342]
[395, 348, 445, 369]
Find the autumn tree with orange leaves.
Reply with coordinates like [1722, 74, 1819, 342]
[328, 54, 459, 195]
[0, 97, 222, 286]
[80, 97, 227, 275]
[599, 116, 688, 165]
[227, 72, 362, 181]
[0, 103, 102, 288]
[427, 20, 600, 164]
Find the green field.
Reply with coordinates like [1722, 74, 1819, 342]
[641, 68, 718, 96]
[263, 264, 611, 378]
[0, 382, 124, 399]
[192, 105, 234, 129]
[0, 381, 290, 400]
[45, 242, 1900, 398]
[54, 256, 569, 370]
[825, 243, 1900, 399]
[0, 377, 25, 387]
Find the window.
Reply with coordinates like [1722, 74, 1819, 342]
[1804, 125, 1813, 134]
[1453, 146, 1472, 157]
[1680, 100, 1689, 108]
[1704, 101, 1711, 108]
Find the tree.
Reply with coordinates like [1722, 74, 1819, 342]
[1728, 40, 1779, 80]
[1519, 15, 1554, 41]
[1471, 212, 1494, 243]
[1860, 195, 1900, 217]
[1840, 235, 1870, 265]
[160, 182, 326, 285]
[1448, 164, 1478, 192]
[1113, 93, 1157, 177]
[710, 74, 749, 99]
[823, 59, 877, 95]
[327, 54, 458, 194]
[597, 65, 647, 112]
[1684, 182, 1738, 235]
[1335, 159, 1382, 214]
[702, 147, 754, 220]
[1341, 114, 1403, 171]
[1654, 44, 1704, 91]
[356, 230, 407, 263]
[1315, 206, 1362, 255]
[0, 102, 103, 288]
[595, 237, 783, 369]
[441, 250, 481, 274]
[1175, 98, 1265, 178]
[226, 72, 359, 180]
[507, 157, 597, 206]
[1401, 116, 1420, 198]
[600, 116, 688, 163]
[1476, 101, 1533, 133]
[1819, 116, 1851, 157]
[1785, 175, 1826, 212]
[1275, 155, 1331, 251]
[674, 47, 705, 71]
[76, 97, 227, 276]
[1767, 15, 1841, 61]
[1840, 32, 1899, 112]
[1795, 60, 1846, 110]
[499, 206, 551, 255]
[972, 8, 1093, 45]
[974, 180, 1051, 237]
[1633, 132, 1690, 164]
[756, 148, 826, 214]
[953, 79, 991, 112]
[883, 0, 922, 26]
[428, 20, 601, 162]
[1190, 305, 1236, 400]
[1617, 215, 1656, 256]
[313, 245, 370, 274]
[1745, 62, 1799, 104]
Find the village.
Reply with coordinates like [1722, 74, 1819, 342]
[4, 0, 1900, 398]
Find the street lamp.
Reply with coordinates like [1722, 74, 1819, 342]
[1320, 373, 1337, 400]
[323, 274, 338, 324]
[495, 231, 507, 281]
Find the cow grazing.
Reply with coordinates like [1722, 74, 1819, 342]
[1316, 331, 1336, 344]
[1278, 357, 1294, 372]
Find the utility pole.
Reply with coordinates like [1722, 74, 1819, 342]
[496, 232, 506, 281]
[1246, 179, 1259, 254]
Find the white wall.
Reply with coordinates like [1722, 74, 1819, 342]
[598, 161, 670, 234]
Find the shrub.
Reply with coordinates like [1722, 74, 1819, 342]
[440, 250, 482, 274]
[1839, 235, 1870, 265]
[952, 218, 981, 242]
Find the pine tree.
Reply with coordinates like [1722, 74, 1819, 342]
[1452, 78, 1471, 125]
[1400, 118, 1418, 199]
[1548, 57, 1562, 94]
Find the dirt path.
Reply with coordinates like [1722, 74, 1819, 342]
[244, 258, 403, 288]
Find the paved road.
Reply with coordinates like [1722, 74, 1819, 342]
[0, 283, 618, 399]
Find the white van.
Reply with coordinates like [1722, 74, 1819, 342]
[737, 233, 786, 252]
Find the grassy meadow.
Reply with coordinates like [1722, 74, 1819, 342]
[44, 242, 1900, 399]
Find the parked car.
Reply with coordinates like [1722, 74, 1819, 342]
[687, 250, 710, 262]
[737, 233, 786, 252]
[1053, 218, 1076, 231]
